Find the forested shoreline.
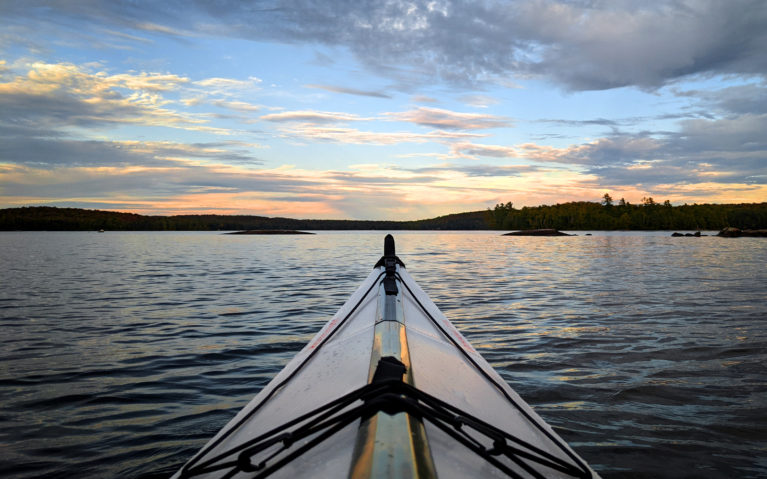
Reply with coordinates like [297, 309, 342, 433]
[0, 206, 487, 231]
[486, 199, 767, 231]
[1, 201, 766, 231]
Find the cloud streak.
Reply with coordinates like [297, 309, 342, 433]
[451, 142, 517, 159]
[305, 84, 391, 99]
[260, 110, 368, 123]
[270, 124, 485, 145]
[389, 107, 512, 130]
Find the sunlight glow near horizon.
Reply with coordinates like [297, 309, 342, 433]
[1, 1, 765, 219]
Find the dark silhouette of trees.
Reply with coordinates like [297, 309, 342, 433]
[486, 199, 766, 230]
[2, 201, 766, 231]
[0, 207, 488, 231]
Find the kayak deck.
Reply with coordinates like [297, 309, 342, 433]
[174, 236, 598, 479]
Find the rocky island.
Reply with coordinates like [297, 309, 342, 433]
[717, 227, 767, 237]
[502, 229, 573, 236]
[225, 230, 315, 235]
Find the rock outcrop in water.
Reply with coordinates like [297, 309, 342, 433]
[503, 229, 572, 236]
[717, 227, 767, 237]
[225, 230, 315, 235]
[671, 231, 706, 237]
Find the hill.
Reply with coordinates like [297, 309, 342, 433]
[1, 202, 766, 231]
[0, 207, 489, 231]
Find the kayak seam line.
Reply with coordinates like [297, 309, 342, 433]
[394, 271, 593, 478]
[179, 270, 387, 478]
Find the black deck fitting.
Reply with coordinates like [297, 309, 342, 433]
[374, 235, 405, 269]
[384, 234, 395, 256]
[372, 356, 407, 384]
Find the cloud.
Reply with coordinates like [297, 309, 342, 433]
[0, 61, 230, 134]
[97, 27, 153, 44]
[196, 1, 767, 90]
[531, 83, 764, 190]
[0, 162, 326, 206]
[677, 82, 767, 116]
[325, 171, 441, 185]
[411, 95, 438, 103]
[403, 163, 538, 177]
[389, 107, 512, 130]
[459, 94, 499, 108]
[524, 1, 767, 90]
[514, 111, 767, 191]
[537, 118, 623, 129]
[257, 107, 507, 146]
[451, 142, 516, 159]
[260, 107, 509, 143]
[0, 137, 263, 168]
[0, 160, 504, 218]
[103, 71, 189, 91]
[10, 1, 765, 91]
[649, 182, 767, 202]
[310, 50, 335, 67]
[211, 100, 262, 112]
[260, 110, 368, 123]
[134, 21, 189, 37]
[194, 76, 262, 94]
[0, 61, 188, 94]
[305, 84, 392, 99]
[672, 114, 767, 155]
[517, 136, 662, 167]
[0, 138, 167, 168]
[270, 124, 484, 145]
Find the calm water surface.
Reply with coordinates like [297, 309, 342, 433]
[1, 231, 765, 478]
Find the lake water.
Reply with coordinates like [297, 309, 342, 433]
[1, 231, 765, 478]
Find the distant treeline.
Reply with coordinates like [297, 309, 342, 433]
[0, 206, 487, 231]
[1, 201, 765, 231]
[487, 198, 767, 231]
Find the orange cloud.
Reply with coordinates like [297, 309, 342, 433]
[652, 182, 767, 204]
[5, 156, 763, 218]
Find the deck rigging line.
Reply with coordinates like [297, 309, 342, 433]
[180, 359, 591, 479]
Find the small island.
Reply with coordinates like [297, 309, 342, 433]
[225, 230, 315, 235]
[717, 227, 767, 237]
[503, 229, 572, 236]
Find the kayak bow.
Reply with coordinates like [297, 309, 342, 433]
[174, 235, 599, 479]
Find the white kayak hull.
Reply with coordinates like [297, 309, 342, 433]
[173, 236, 599, 479]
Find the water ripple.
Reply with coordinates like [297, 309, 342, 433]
[0, 231, 765, 478]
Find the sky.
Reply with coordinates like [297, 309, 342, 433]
[1, 0, 766, 220]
